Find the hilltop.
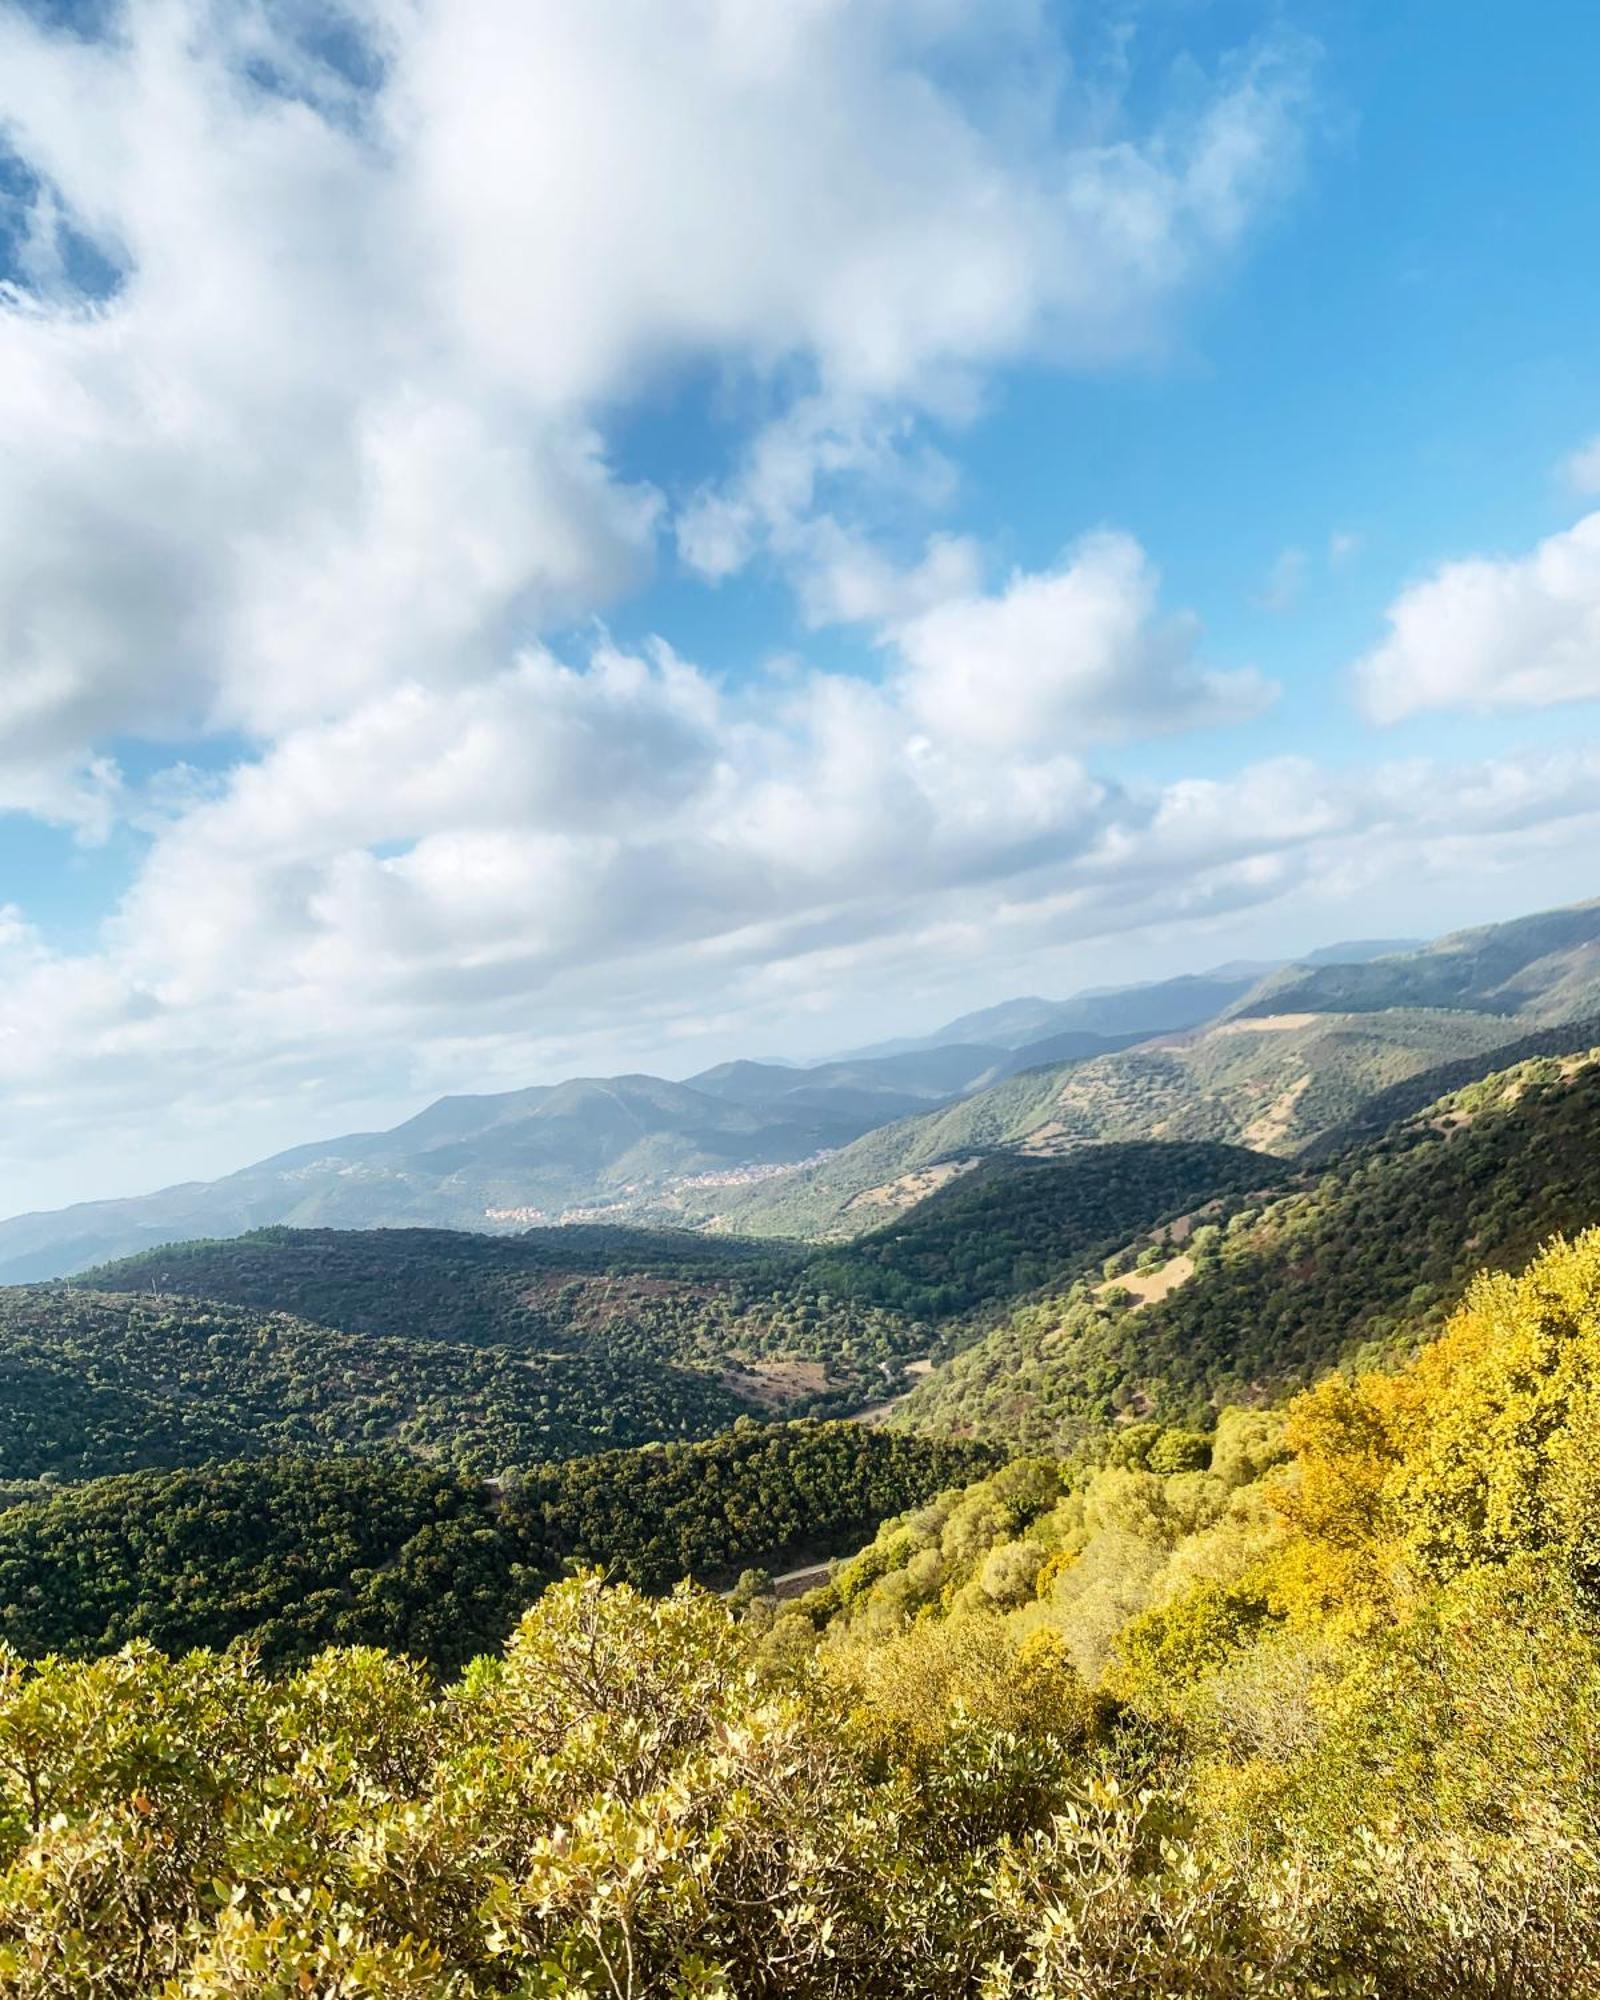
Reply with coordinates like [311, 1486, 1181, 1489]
[1226, 898, 1600, 1021]
[716, 901, 1600, 1238]
[0, 920, 1517, 1278]
[896, 1041, 1600, 1452]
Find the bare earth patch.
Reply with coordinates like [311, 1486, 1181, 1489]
[851, 1358, 936, 1427]
[844, 1157, 984, 1216]
[718, 1357, 831, 1409]
[1207, 1013, 1326, 1037]
[1018, 1121, 1079, 1157]
[1243, 1072, 1312, 1151]
[1097, 1253, 1196, 1311]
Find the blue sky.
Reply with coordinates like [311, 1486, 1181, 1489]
[607, 0, 1600, 775]
[2, 0, 1600, 1212]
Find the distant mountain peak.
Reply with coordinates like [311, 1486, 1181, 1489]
[1, 896, 1596, 1280]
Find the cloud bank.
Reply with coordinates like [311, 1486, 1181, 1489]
[1, 3, 1595, 1209]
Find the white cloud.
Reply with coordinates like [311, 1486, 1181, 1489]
[891, 531, 1277, 749]
[669, 31, 1314, 596]
[0, 0, 1332, 1205]
[0, 1, 1310, 792]
[0, 516, 1258, 1169]
[1355, 511, 1600, 722]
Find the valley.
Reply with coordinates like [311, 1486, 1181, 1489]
[0, 921, 1543, 1280]
[3, 901, 1600, 1652]
[7, 897, 1600, 1995]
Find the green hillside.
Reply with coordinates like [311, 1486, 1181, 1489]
[800, 1141, 1285, 1320]
[897, 1043, 1600, 1452]
[0, 1424, 994, 1670]
[1227, 897, 1600, 1021]
[1300, 1010, 1600, 1157]
[79, 1143, 1280, 1398]
[77, 1225, 926, 1414]
[11, 1237, 1600, 1995]
[0, 1288, 760, 1492]
[719, 1005, 1520, 1238]
[84, 1223, 806, 1350]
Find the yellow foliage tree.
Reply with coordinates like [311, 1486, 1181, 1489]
[1272, 1230, 1600, 1625]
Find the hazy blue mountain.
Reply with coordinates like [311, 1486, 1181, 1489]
[0, 1053, 1008, 1282]
[1225, 903, 1600, 1022]
[0, 904, 1590, 1281]
[851, 940, 1428, 1060]
[688, 1045, 1006, 1110]
[1301, 936, 1420, 966]
[849, 973, 1264, 1057]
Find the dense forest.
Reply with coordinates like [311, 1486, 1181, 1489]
[79, 1227, 926, 1414]
[7, 1232, 1600, 1993]
[1300, 1009, 1600, 1157]
[85, 1223, 793, 1346]
[0, 1422, 993, 1671]
[43, 1144, 1269, 1457]
[0, 1288, 755, 1489]
[900, 1047, 1600, 1451]
[797, 1141, 1280, 1321]
[87, 1141, 1271, 1333]
[6, 1020, 1600, 1990]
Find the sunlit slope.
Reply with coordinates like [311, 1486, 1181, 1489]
[1225, 896, 1600, 1022]
[897, 1044, 1600, 1452]
[0, 1424, 995, 1669]
[716, 1006, 1520, 1238]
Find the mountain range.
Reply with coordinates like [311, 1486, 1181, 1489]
[0, 907, 1594, 1280]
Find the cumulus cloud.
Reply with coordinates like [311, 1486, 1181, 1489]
[0, 0, 1313, 799]
[672, 27, 1311, 597]
[1355, 511, 1600, 722]
[0, 0, 1358, 1206]
[891, 532, 1277, 749]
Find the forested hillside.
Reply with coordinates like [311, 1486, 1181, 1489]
[9, 1234, 1600, 1994]
[899, 1045, 1600, 1452]
[1301, 1009, 1600, 1156]
[799, 1141, 1282, 1320]
[717, 1006, 1531, 1239]
[1228, 896, 1600, 1021]
[0, 1423, 993, 1670]
[0, 1136, 1284, 1521]
[88, 1140, 1272, 1340]
[78, 1225, 927, 1413]
[85, 1222, 791, 1344]
[0, 1288, 754, 1489]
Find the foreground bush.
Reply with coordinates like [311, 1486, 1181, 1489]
[6, 1566, 1600, 1995]
[12, 1234, 1600, 1993]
